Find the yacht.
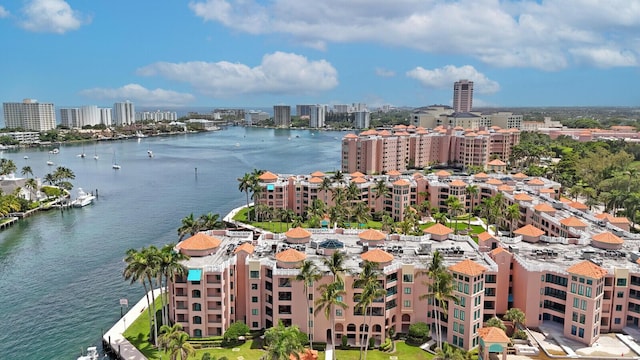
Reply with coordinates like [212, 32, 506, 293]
[77, 346, 98, 360]
[71, 188, 96, 207]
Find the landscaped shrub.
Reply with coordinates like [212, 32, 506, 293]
[369, 336, 376, 349]
[223, 321, 249, 343]
[407, 322, 430, 345]
[513, 329, 528, 340]
[341, 335, 349, 349]
[379, 338, 392, 352]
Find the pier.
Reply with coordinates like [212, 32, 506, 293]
[102, 288, 162, 360]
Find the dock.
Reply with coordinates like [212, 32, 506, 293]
[102, 288, 162, 360]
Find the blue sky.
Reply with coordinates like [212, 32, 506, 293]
[0, 0, 639, 110]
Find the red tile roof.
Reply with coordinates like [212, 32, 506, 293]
[527, 178, 545, 186]
[514, 224, 545, 237]
[450, 180, 467, 187]
[310, 171, 325, 177]
[448, 259, 487, 276]
[285, 227, 312, 239]
[275, 248, 307, 262]
[514, 193, 533, 201]
[560, 217, 587, 227]
[478, 327, 510, 343]
[178, 233, 222, 251]
[534, 203, 556, 212]
[474, 172, 489, 178]
[361, 248, 394, 263]
[512, 173, 527, 179]
[392, 179, 410, 186]
[487, 159, 507, 166]
[234, 242, 255, 254]
[350, 171, 365, 177]
[567, 260, 607, 279]
[477, 232, 496, 242]
[358, 229, 386, 241]
[387, 170, 401, 176]
[424, 223, 453, 236]
[309, 177, 323, 184]
[258, 171, 279, 181]
[592, 232, 623, 245]
[435, 170, 451, 177]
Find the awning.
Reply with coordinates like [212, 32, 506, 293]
[187, 269, 202, 282]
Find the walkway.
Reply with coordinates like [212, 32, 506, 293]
[103, 288, 162, 360]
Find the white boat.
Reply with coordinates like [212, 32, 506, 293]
[77, 346, 98, 360]
[23, 156, 29, 159]
[46, 161, 54, 166]
[147, 150, 154, 158]
[71, 188, 96, 207]
[136, 131, 147, 138]
[112, 152, 121, 169]
[52, 148, 59, 154]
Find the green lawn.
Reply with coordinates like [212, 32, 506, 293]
[331, 341, 434, 360]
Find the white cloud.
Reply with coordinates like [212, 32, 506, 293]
[375, 68, 395, 78]
[137, 52, 338, 97]
[20, 0, 90, 34]
[0, 6, 10, 18]
[79, 84, 195, 106]
[570, 47, 637, 68]
[188, 0, 640, 70]
[406, 65, 500, 94]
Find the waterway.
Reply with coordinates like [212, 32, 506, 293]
[0, 127, 343, 360]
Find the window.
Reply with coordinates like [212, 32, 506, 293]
[250, 271, 259, 279]
[252, 296, 258, 303]
[578, 328, 584, 338]
[571, 283, 576, 293]
[251, 309, 259, 315]
[573, 298, 579, 308]
[404, 300, 411, 307]
[581, 300, 587, 311]
[617, 278, 627, 286]
[403, 274, 414, 283]
[251, 284, 258, 290]
[454, 309, 459, 319]
[193, 316, 202, 324]
[586, 287, 592, 297]
[404, 287, 412, 294]
[571, 325, 577, 336]
[617, 291, 624, 298]
[459, 324, 464, 335]
[579, 314, 585, 324]
[192, 303, 201, 311]
[616, 305, 623, 311]
[252, 322, 259, 328]
[572, 312, 578, 322]
[460, 311, 465, 321]
[192, 290, 201, 298]
[336, 309, 343, 317]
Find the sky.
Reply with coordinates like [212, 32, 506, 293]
[0, 0, 639, 110]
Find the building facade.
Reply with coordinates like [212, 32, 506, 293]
[353, 110, 370, 129]
[453, 80, 473, 113]
[273, 105, 291, 128]
[3, 99, 56, 131]
[113, 101, 135, 126]
[309, 105, 326, 128]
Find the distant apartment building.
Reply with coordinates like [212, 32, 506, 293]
[309, 105, 326, 128]
[353, 110, 370, 129]
[453, 80, 474, 113]
[60, 108, 80, 128]
[61, 106, 111, 128]
[5, 131, 41, 144]
[340, 125, 520, 174]
[273, 105, 291, 128]
[113, 101, 135, 126]
[488, 112, 523, 130]
[295, 105, 313, 117]
[3, 99, 56, 131]
[135, 110, 178, 122]
[100, 108, 112, 126]
[244, 110, 270, 126]
[171, 170, 640, 350]
[333, 104, 349, 114]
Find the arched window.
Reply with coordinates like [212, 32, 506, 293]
[192, 303, 201, 311]
[373, 324, 382, 333]
[402, 314, 411, 322]
[193, 316, 202, 324]
[192, 289, 201, 298]
[335, 324, 344, 332]
[347, 324, 356, 332]
[194, 329, 202, 337]
[359, 324, 369, 332]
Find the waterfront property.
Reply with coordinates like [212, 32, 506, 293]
[170, 170, 640, 353]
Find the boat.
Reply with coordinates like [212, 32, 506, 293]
[52, 148, 59, 154]
[71, 188, 96, 207]
[93, 145, 99, 160]
[23, 156, 28, 159]
[136, 131, 147, 138]
[79, 144, 86, 158]
[47, 154, 54, 166]
[77, 346, 98, 360]
[147, 150, 154, 158]
[112, 152, 121, 170]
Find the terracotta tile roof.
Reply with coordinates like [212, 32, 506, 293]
[290, 349, 318, 360]
[490, 247, 508, 256]
[474, 172, 489, 178]
[559, 197, 572, 203]
[527, 178, 545, 186]
[534, 203, 556, 212]
[417, 129, 428, 134]
[486, 178, 503, 185]
[435, 170, 451, 177]
[567, 260, 608, 279]
[392, 179, 410, 186]
[514, 193, 533, 201]
[413, 172, 423, 178]
[258, 171, 279, 181]
[394, 124, 407, 129]
[477, 232, 496, 242]
[478, 327, 510, 343]
[498, 129, 510, 133]
[378, 130, 392, 136]
[568, 201, 588, 210]
[275, 248, 307, 262]
[408, 125, 416, 129]
[361, 248, 394, 263]
[352, 177, 367, 184]
[490, 126, 502, 130]
[560, 217, 587, 227]
[350, 171, 365, 177]
[310, 171, 325, 177]
[387, 170, 401, 176]
[343, 133, 358, 139]
[309, 177, 323, 184]
[359, 229, 386, 241]
[454, 126, 464, 130]
[592, 232, 623, 245]
[595, 213, 630, 224]
[465, 132, 478, 137]
[234, 242, 255, 254]
[360, 129, 377, 136]
[487, 159, 507, 166]
[539, 188, 556, 193]
[448, 259, 487, 276]
[285, 227, 312, 239]
[178, 233, 222, 251]
[498, 185, 513, 192]
[450, 180, 467, 187]
[424, 223, 453, 236]
[512, 173, 527, 179]
[514, 224, 545, 237]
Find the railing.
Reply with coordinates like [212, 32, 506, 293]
[500, 235, 523, 244]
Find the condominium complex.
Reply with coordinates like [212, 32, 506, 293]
[309, 105, 326, 128]
[135, 110, 178, 122]
[353, 110, 370, 129]
[453, 80, 474, 113]
[3, 99, 56, 131]
[113, 101, 135, 126]
[340, 125, 520, 175]
[169, 170, 640, 351]
[412, 107, 523, 130]
[273, 105, 291, 128]
[60, 105, 106, 128]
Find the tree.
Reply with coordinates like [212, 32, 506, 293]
[322, 250, 347, 283]
[167, 331, 196, 360]
[178, 213, 198, 240]
[198, 212, 224, 231]
[331, 170, 345, 185]
[445, 196, 463, 234]
[124, 247, 160, 344]
[505, 204, 521, 237]
[0, 158, 16, 176]
[419, 251, 457, 350]
[223, 321, 249, 343]
[315, 282, 347, 360]
[408, 322, 430, 345]
[485, 316, 507, 331]
[320, 177, 333, 203]
[503, 308, 526, 330]
[24, 178, 38, 201]
[295, 260, 322, 349]
[238, 173, 255, 220]
[264, 321, 306, 360]
[159, 244, 189, 326]
[158, 323, 184, 352]
[21, 166, 33, 178]
[434, 342, 464, 360]
[465, 185, 479, 229]
[353, 260, 383, 360]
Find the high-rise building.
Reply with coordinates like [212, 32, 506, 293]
[100, 108, 112, 126]
[295, 105, 313, 117]
[353, 110, 370, 129]
[113, 101, 135, 126]
[273, 105, 291, 128]
[453, 80, 474, 113]
[309, 105, 325, 128]
[60, 108, 81, 128]
[3, 99, 56, 131]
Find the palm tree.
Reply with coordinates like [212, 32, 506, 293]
[381, 214, 394, 233]
[307, 198, 327, 219]
[177, 213, 198, 240]
[123, 248, 157, 344]
[0, 158, 16, 175]
[505, 204, 521, 236]
[373, 179, 390, 211]
[264, 321, 306, 360]
[250, 183, 264, 218]
[320, 177, 333, 203]
[419, 251, 457, 350]
[21, 165, 33, 178]
[352, 201, 372, 229]
[332, 170, 345, 185]
[43, 173, 56, 186]
[238, 173, 254, 220]
[445, 196, 463, 234]
[24, 178, 38, 201]
[465, 184, 478, 229]
[198, 212, 224, 231]
[167, 331, 195, 360]
[315, 281, 348, 360]
[158, 323, 185, 352]
[353, 261, 384, 360]
[159, 244, 189, 326]
[503, 307, 526, 330]
[295, 260, 322, 349]
[322, 250, 347, 284]
[432, 211, 447, 225]
[434, 342, 464, 360]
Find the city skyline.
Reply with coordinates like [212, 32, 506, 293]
[0, 1, 639, 110]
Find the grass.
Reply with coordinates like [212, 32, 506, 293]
[330, 341, 434, 360]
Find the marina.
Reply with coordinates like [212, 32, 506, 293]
[0, 127, 342, 359]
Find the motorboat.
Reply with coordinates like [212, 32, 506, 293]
[136, 131, 147, 138]
[71, 188, 96, 207]
[112, 152, 121, 169]
[46, 160, 54, 166]
[147, 150, 154, 158]
[23, 156, 29, 159]
[77, 346, 98, 360]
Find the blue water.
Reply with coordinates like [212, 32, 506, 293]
[0, 127, 342, 360]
